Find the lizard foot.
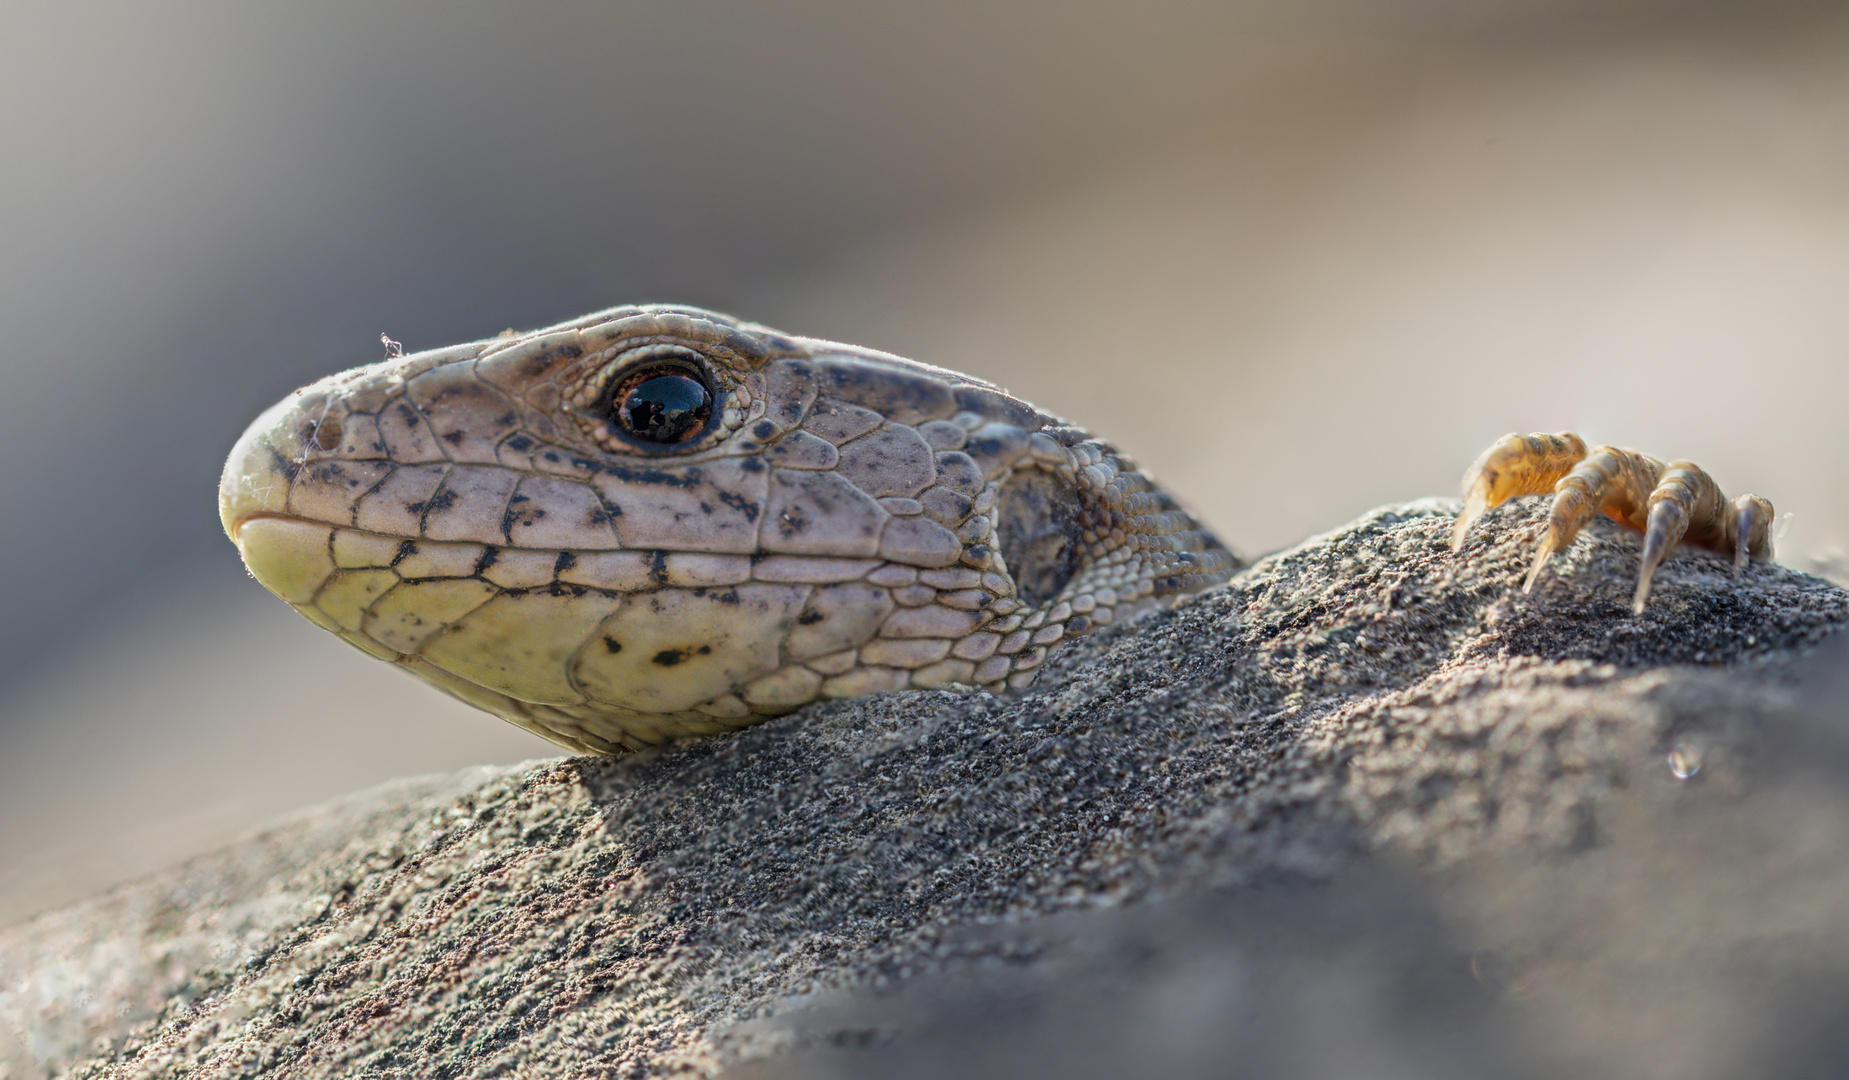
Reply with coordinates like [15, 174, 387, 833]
[1450, 431, 1774, 613]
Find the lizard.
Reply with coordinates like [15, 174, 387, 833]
[219, 304, 1775, 754]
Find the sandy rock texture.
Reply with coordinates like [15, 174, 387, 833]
[3, 498, 1846, 1079]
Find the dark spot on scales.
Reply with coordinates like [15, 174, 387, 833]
[798, 610, 825, 625]
[625, 463, 702, 487]
[474, 547, 501, 574]
[648, 551, 669, 586]
[506, 434, 535, 452]
[603, 636, 622, 654]
[565, 459, 704, 487]
[717, 491, 759, 521]
[307, 463, 353, 486]
[441, 430, 467, 446]
[553, 551, 577, 574]
[653, 649, 685, 667]
[964, 435, 1014, 459]
[390, 540, 417, 568]
[502, 495, 540, 539]
[265, 447, 303, 483]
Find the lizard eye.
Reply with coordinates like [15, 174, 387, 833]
[609, 364, 713, 445]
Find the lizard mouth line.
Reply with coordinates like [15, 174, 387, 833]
[231, 513, 905, 615]
[227, 510, 792, 563]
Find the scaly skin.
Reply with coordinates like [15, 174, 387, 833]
[220, 305, 1239, 753]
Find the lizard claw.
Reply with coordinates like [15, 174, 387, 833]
[1454, 432, 1773, 612]
[1452, 432, 1588, 553]
[1522, 533, 1560, 594]
[1731, 494, 1775, 570]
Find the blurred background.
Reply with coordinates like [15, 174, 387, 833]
[1, 0, 1845, 923]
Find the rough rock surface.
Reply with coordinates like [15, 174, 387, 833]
[4, 498, 1846, 1079]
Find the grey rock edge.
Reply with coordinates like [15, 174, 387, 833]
[5, 498, 1848, 1080]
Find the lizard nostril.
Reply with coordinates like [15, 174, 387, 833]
[308, 417, 343, 453]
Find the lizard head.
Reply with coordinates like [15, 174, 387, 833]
[221, 304, 1235, 752]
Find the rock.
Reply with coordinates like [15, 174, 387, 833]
[3, 498, 1845, 1079]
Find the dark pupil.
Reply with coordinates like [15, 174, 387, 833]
[619, 373, 710, 443]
